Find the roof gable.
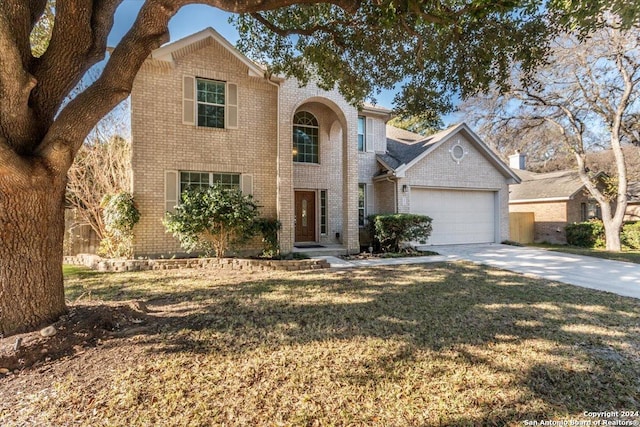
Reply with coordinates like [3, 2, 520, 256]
[379, 123, 520, 182]
[148, 28, 279, 80]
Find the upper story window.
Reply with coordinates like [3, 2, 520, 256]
[183, 76, 238, 129]
[358, 116, 366, 152]
[197, 79, 226, 129]
[293, 111, 319, 164]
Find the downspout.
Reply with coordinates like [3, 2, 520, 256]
[266, 77, 282, 250]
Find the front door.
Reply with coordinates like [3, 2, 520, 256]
[295, 191, 316, 242]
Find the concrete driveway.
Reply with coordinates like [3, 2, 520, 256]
[432, 244, 640, 299]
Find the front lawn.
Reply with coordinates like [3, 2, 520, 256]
[530, 243, 640, 264]
[1, 263, 639, 426]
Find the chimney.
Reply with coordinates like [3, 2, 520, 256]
[509, 152, 526, 170]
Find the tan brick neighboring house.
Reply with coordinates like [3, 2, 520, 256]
[625, 182, 640, 222]
[508, 154, 605, 244]
[129, 28, 519, 257]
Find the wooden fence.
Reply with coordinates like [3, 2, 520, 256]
[64, 209, 100, 256]
[509, 212, 535, 244]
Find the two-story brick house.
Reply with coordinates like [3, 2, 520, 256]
[129, 28, 519, 257]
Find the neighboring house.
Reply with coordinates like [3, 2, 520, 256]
[508, 153, 604, 244]
[625, 182, 640, 222]
[129, 28, 518, 257]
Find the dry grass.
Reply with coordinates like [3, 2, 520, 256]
[530, 243, 640, 264]
[2, 262, 640, 426]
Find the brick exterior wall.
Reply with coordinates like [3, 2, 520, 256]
[278, 79, 360, 254]
[509, 201, 568, 244]
[395, 133, 511, 243]
[626, 204, 640, 222]
[131, 40, 278, 257]
[374, 179, 397, 214]
[130, 31, 514, 256]
[509, 192, 592, 244]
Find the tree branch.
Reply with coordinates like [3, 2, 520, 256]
[38, 0, 179, 171]
[30, 0, 123, 132]
[0, 136, 32, 186]
[30, 0, 49, 28]
[0, 8, 38, 152]
[193, 0, 360, 14]
[250, 11, 352, 37]
[2, 0, 34, 69]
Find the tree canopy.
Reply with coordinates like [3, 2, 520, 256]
[234, 0, 551, 116]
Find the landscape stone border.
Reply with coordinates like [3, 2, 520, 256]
[64, 254, 330, 273]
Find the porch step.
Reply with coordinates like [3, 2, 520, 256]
[292, 244, 348, 257]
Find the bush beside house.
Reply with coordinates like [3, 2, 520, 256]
[98, 192, 140, 258]
[368, 214, 433, 253]
[622, 222, 640, 249]
[562, 220, 640, 250]
[565, 220, 606, 248]
[164, 185, 261, 258]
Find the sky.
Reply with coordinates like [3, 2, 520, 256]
[107, 1, 402, 112]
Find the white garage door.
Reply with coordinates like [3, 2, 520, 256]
[410, 188, 496, 245]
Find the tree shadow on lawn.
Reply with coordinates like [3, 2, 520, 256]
[51, 262, 640, 422]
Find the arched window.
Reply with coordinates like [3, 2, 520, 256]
[293, 111, 319, 163]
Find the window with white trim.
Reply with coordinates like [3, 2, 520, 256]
[320, 190, 327, 235]
[196, 79, 226, 128]
[293, 111, 319, 163]
[358, 184, 366, 227]
[357, 116, 366, 152]
[183, 76, 238, 129]
[179, 171, 240, 194]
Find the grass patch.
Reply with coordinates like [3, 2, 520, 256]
[62, 264, 104, 279]
[530, 243, 640, 264]
[2, 263, 639, 426]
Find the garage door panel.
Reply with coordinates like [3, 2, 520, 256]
[411, 189, 495, 245]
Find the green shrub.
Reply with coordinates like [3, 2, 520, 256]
[565, 219, 605, 248]
[99, 192, 140, 258]
[622, 222, 640, 249]
[256, 218, 281, 258]
[164, 185, 260, 258]
[368, 214, 432, 253]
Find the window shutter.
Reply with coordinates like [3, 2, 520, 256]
[241, 174, 253, 195]
[366, 117, 375, 152]
[226, 83, 238, 129]
[366, 184, 375, 217]
[165, 170, 179, 214]
[183, 76, 195, 125]
[378, 120, 387, 152]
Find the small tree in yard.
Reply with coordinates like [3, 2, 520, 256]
[99, 192, 140, 258]
[369, 214, 433, 253]
[164, 186, 259, 258]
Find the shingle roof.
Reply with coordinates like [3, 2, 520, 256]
[509, 169, 586, 201]
[377, 123, 520, 184]
[380, 124, 462, 169]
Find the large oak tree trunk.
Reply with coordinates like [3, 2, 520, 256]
[0, 170, 67, 337]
